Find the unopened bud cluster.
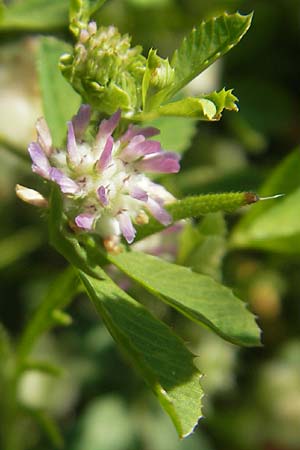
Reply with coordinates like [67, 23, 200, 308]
[60, 23, 146, 115]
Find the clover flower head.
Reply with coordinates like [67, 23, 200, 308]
[24, 105, 180, 250]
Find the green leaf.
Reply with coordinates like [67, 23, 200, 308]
[0, 228, 43, 271]
[144, 116, 196, 154]
[138, 89, 238, 122]
[37, 37, 81, 146]
[231, 149, 300, 252]
[108, 251, 261, 347]
[136, 192, 258, 241]
[232, 188, 300, 253]
[157, 97, 217, 120]
[79, 269, 203, 438]
[147, 12, 252, 108]
[151, 90, 238, 120]
[178, 213, 227, 281]
[0, 0, 69, 31]
[204, 89, 239, 118]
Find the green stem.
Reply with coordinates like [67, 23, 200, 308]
[16, 266, 78, 369]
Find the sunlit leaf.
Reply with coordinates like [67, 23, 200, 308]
[79, 270, 203, 438]
[108, 251, 261, 347]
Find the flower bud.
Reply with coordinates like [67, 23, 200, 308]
[60, 23, 146, 115]
[16, 184, 48, 207]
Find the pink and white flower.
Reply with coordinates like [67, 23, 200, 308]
[24, 105, 180, 248]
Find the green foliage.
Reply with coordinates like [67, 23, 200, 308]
[0, 228, 43, 271]
[17, 267, 79, 365]
[0, 0, 69, 30]
[144, 12, 252, 111]
[178, 213, 227, 280]
[79, 269, 203, 438]
[108, 251, 260, 346]
[38, 38, 81, 146]
[61, 11, 251, 122]
[145, 116, 196, 154]
[232, 149, 300, 253]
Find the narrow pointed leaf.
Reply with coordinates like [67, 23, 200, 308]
[37, 37, 81, 146]
[79, 270, 203, 438]
[108, 251, 261, 347]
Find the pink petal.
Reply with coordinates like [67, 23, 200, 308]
[67, 121, 80, 166]
[96, 110, 121, 141]
[36, 118, 52, 156]
[121, 139, 162, 162]
[147, 198, 172, 226]
[75, 213, 95, 230]
[130, 186, 148, 202]
[136, 152, 180, 173]
[28, 142, 51, 179]
[97, 185, 109, 205]
[118, 212, 136, 243]
[97, 136, 114, 171]
[50, 168, 80, 194]
[120, 125, 160, 142]
[72, 104, 91, 140]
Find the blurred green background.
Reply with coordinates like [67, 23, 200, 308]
[1, 1, 300, 449]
